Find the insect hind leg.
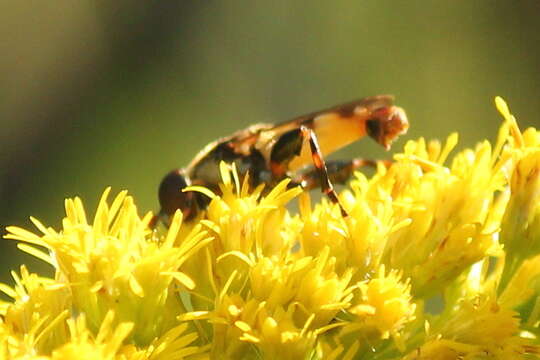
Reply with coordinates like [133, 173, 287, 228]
[293, 158, 390, 190]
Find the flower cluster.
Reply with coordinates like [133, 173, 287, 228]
[2, 97, 540, 359]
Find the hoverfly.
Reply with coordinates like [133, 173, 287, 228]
[152, 95, 408, 226]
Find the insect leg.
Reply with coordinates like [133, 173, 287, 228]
[293, 158, 391, 190]
[299, 126, 349, 217]
[269, 125, 351, 216]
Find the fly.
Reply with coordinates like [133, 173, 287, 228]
[152, 95, 408, 226]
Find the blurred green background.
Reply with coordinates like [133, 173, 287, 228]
[1, 1, 540, 282]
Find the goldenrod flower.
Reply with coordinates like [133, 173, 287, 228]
[498, 112, 540, 289]
[3, 97, 540, 359]
[3, 190, 208, 358]
[404, 295, 526, 360]
[340, 265, 416, 355]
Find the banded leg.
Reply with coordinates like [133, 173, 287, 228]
[301, 126, 350, 216]
[270, 125, 348, 216]
[292, 158, 391, 191]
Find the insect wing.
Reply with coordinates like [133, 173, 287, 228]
[258, 95, 399, 170]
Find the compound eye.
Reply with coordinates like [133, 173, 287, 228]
[158, 169, 195, 219]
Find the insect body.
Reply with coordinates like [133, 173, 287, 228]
[153, 95, 408, 226]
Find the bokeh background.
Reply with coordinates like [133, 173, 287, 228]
[1, 1, 540, 282]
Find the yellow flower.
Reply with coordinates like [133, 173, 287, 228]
[299, 173, 405, 278]
[0, 265, 70, 357]
[180, 247, 353, 358]
[178, 162, 304, 315]
[499, 254, 540, 310]
[200, 162, 303, 256]
[340, 265, 416, 353]
[407, 295, 528, 360]
[3, 189, 207, 358]
[215, 297, 319, 360]
[497, 102, 540, 288]
[373, 131, 505, 297]
[50, 311, 133, 360]
[4, 97, 540, 359]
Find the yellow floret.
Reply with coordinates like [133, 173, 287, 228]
[3, 97, 540, 359]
